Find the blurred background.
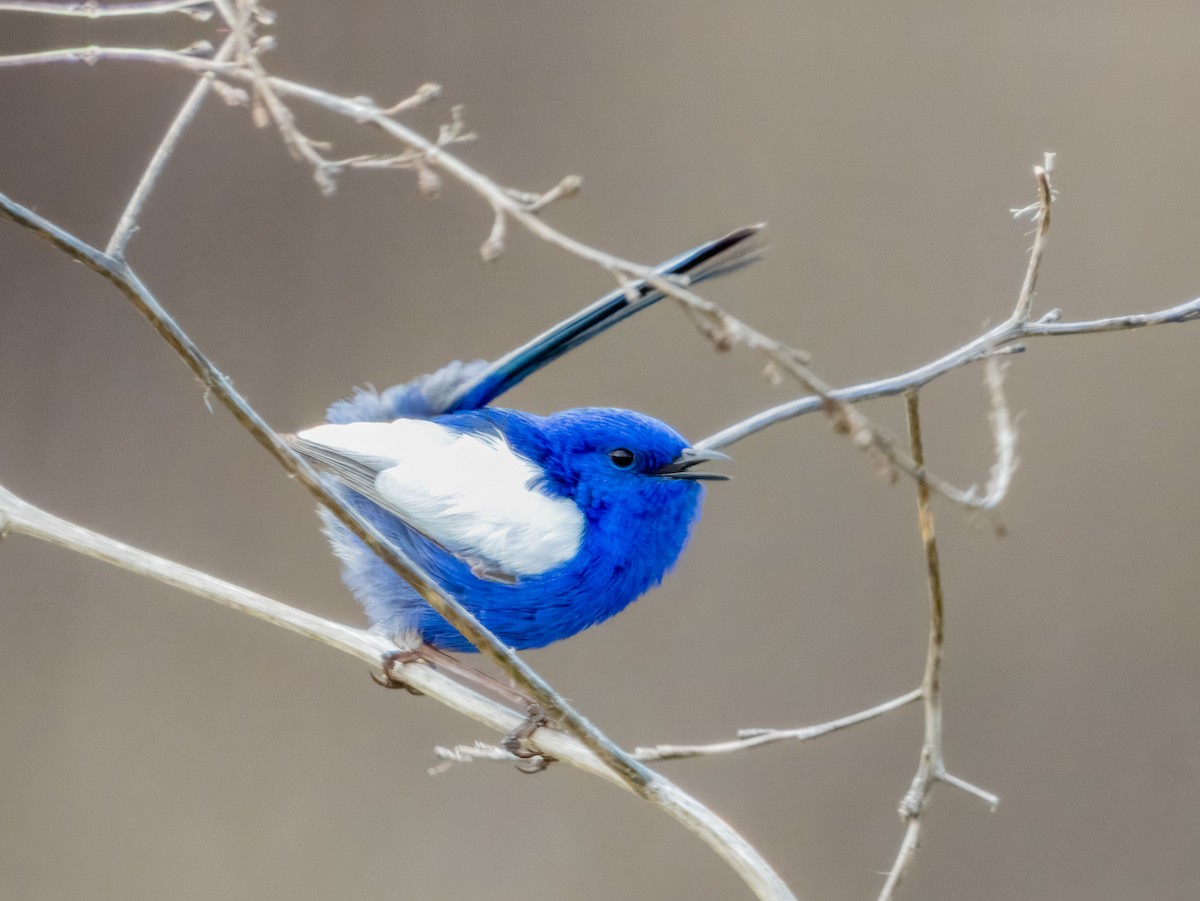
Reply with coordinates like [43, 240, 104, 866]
[1, 2, 1198, 899]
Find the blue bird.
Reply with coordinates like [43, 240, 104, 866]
[289, 227, 762, 653]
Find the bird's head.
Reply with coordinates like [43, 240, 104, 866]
[528, 408, 730, 514]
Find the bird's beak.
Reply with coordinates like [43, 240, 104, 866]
[655, 447, 732, 481]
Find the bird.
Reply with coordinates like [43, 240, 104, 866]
[288, 226, 763, 654]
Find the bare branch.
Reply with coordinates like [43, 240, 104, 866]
[633, 688, 924, 761]
[699, 294, 1200, 452]
[437, 688, 924, 767]
[878, 393, 998, 901]
[0, 45, 224, 70]
[878, 391, 944, 901]
[1011, 152, 1055, 322]
[878, 818, 922, 901]
[379, 81, 443, 115]
[520, 173, 584, 213]
[1021, 297, 1200, 335]
[107, 34, 239, 258]
[481, 205, 506, 262]
[0, 0, 212, 18]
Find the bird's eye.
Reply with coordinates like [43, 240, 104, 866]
[608, 448, 636, 469]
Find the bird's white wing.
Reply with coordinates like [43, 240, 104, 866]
[292, 419, 584, 578]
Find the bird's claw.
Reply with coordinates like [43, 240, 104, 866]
[503, 703, 556, 773]
[371, 649, 426, 695]
[514, 754, 553, 774]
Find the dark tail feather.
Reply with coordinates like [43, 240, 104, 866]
[443, 224, 767, 413]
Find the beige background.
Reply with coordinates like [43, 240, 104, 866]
[2, 3, 1198, 899]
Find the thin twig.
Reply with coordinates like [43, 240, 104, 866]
[633, 688, 922, 761]
[0, 46, 226, 70]
[879, 819, 922, 901]
[877, 391, 942, 901]
[697, 294, 1200, 451]
[0, 0, 212, 17]
[1011, 153, 1055, 322]
[107, 34, 239, 259]
[435, 688, 923, 767]
[211, 0, 345, 194]
[908, 392, 944, 794]
[379, 81, 443, 116]
[635, 689, 924, 760]
[878, 393, 998, 901]
[1021, 299, 1200, 334]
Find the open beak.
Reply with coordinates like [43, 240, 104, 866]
[655, 447, 732, 481]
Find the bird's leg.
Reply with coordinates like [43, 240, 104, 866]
[373, 642, 532, 703]
[371, 647, 429, 695]
[415, 644, 538, 708]
[374, 644, 557, 771]
[502, 703, 554, 774]
[419, 650, 554, 767]
[419, 654, 555, 769]
[430, 654, 556, 770]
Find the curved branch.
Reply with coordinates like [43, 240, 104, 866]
[437, 689, 923, 767]
[877, 392, 999, 901]
[0, 45, 223, 69]
[107, 35, 239, 258]
[697, 294, 1200, 452]
[0, 0, 211, 17]
[636, 688, 924, 762]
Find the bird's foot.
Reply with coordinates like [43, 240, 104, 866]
[503, 703, 556, 774]
[371, 648, 428, 695]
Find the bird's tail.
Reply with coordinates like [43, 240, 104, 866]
[443, 224, 767, 413]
